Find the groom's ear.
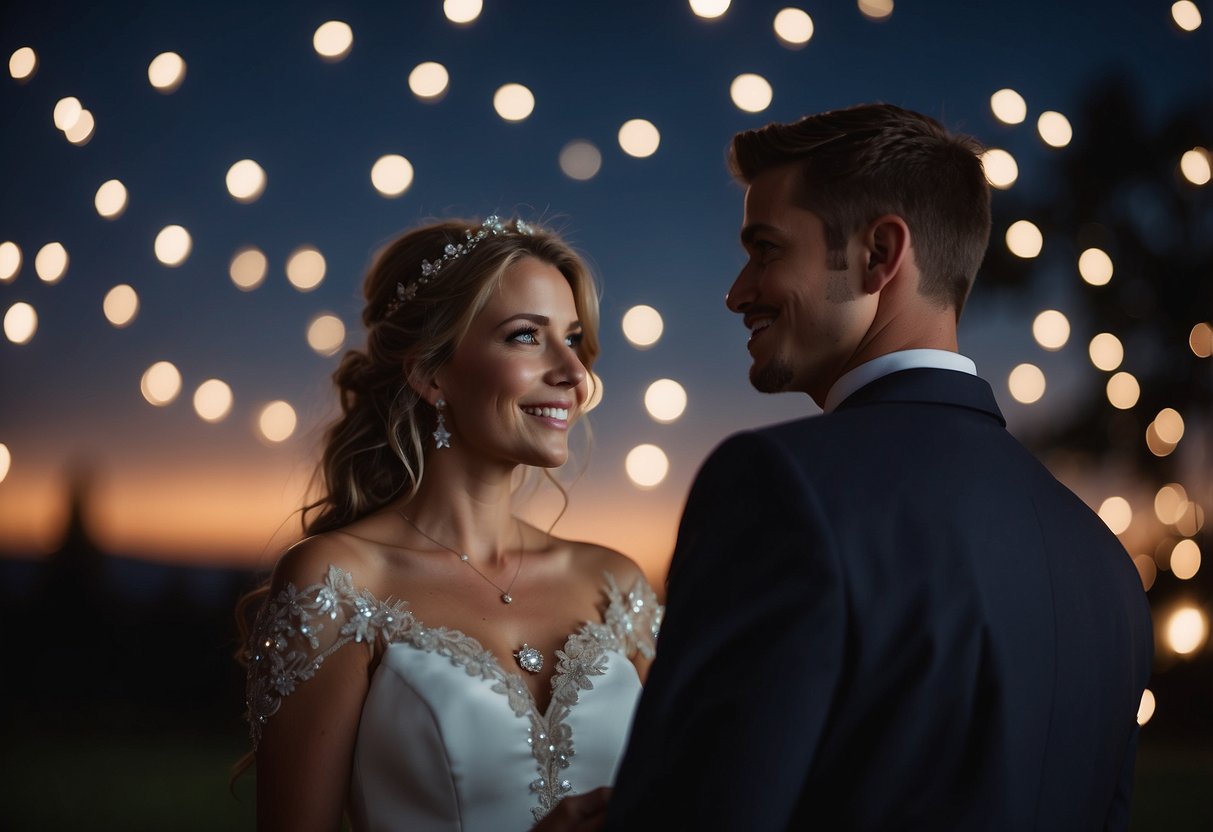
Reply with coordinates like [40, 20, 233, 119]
[861, 214, 910, 295]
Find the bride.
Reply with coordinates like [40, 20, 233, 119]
[241, 216, 662, 831]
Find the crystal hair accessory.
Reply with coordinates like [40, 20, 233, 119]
[385, 215, 534, 316]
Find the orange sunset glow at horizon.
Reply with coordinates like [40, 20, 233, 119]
[0, 454, 685, 583]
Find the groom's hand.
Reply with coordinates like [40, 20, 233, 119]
[530, 786, 612, 832]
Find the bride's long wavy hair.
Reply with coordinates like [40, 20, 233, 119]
[231, 218, 600, 783]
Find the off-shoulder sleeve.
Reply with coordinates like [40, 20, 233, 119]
[244, 564, 409, 749]
[602, 572, 664, 660]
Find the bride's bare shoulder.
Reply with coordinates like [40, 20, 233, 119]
[270, 521, 390, 593]
[544, 531, 651, 591]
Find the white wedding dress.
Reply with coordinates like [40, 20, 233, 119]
[246, 565, 662, 831]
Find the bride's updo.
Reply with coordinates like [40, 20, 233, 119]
[303, 217, 600, 536]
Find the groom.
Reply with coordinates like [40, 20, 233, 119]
[600, 104, 1153, 830]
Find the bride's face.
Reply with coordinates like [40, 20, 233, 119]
[435, 256, 589, 469]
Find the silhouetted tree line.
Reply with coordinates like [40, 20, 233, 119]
[981, 74, 1212, 737]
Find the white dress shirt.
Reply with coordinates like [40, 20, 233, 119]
[823, 349, 977, 413]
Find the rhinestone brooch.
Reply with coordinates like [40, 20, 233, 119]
[515, 644, 543, 674]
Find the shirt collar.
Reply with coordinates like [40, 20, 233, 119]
[823, 349, 977, 413]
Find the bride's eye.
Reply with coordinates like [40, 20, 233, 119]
[507, 326, 540, 344]
[564, 331, 583, 348]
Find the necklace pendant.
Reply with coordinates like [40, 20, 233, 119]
[501, 593, 513, 604]
[515, 644, 543, 673]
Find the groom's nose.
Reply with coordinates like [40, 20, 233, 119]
[726, 266, 754, 314]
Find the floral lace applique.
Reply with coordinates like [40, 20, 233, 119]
[244, 565, 410, 749]
[602, 571, 663, 660]
[244, 566, 664, 821]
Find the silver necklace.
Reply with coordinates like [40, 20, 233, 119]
[396, 511, 542, 673]
[397, 510, 525, 605]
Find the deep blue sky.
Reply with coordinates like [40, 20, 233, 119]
[1, 0, 1209, 566]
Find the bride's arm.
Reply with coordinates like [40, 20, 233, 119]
[247, 538, 376, 832]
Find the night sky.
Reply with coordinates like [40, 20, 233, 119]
[1, 0, 1209, 576]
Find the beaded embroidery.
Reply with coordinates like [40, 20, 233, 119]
[245, 566, 661, 820]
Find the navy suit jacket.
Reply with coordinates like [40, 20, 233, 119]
[606, 369, 1153, 831]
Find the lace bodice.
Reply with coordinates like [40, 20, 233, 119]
[245, 565, 662, 829]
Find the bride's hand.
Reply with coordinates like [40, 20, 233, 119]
[530, 786, 612, 832]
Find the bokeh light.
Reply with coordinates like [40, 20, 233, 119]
[1007, 363, 1045, 404]
[286, 246, 326, 291]
[773, 8, 814, 46]
[622, 304, 664, 348]
[1078, 247, 1113, 286]
[1088, 333, 1124, 371]
[4, 302, 37, 345]
[1155, 484, 1189, 525]
[1146, 422, 1177, 458]
[53, 97, 82, 131]
[95, 179, 128, 219]
[1175, 503, 1205, 538]
[493, 83, 535, 121]
[1098, 496, 1132, 535]
[1179, 147, 1211, 185]
[559, 140, 602, 181]
[103, 284, 139, 328]
[730, 73, 773, 113]
[689, 0, 731, 19]
[625, 444, 669, 488]
[64, 109, 95, 145]
[1153, 408, 1184, 444]
[35, 242, 68, 283]
[1037, 111, 1073, 148]
[0, 443, 9, 484]
[444, 0, 483, 24]
[1171, 540, 1201, 581]
[307, 314, 346, 356]
[141, 361, 182, 406]
[371, 154, 415, 197]
[408, 62, 449, 100]
[9, 47, 37, 81]
[1031, 310, 1069, 351]
[858, 0, 894, 21]
[980, 148, 1018, 189]
[619, 119, 661, 158]
[1190, 322, 1213, 357]
[230, 247, 268, 291]
[258, 401, 298, 443]
[1133, 554, 1157, 592]
[1106, 372, 1140, 410]
[1172, 0, 1202, 31]
[148, 52, 186, 92]
[154, 225, 192, 267]
[1137, 689, 1155, 726]
[644, 379, 688, 423]
[313, 21, 353, 61]
[226, 159, 267, 203]
[0, 242, 22, 282]
[990, 88, 1027, 124]
[193, 379, 233, 423]
[1165, 606, 1208, 655]
[1005, 220, 1042, 258]
[583, 371, 605, 414]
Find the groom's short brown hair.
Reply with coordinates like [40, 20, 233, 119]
[729, 103, 992, 315]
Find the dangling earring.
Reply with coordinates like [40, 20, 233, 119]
[433, 399, 452, 449]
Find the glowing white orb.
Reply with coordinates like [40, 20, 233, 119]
[154, 225, 192, 267]
[148, 52, 186, 92]
[371, 154, 415, 197]
[226, 159, 267, 203]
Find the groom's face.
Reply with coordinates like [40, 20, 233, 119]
[727, 164, 878, 405]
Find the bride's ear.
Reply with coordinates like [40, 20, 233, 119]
[405, 361, 443, 406]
